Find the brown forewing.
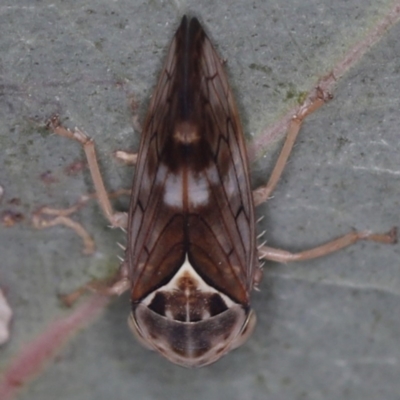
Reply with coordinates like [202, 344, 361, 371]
[127, 16, 257, 304]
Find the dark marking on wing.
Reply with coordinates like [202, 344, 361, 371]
[127, 16, 258, 304]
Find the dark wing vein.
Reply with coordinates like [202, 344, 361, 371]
[127, 17, 258, 304]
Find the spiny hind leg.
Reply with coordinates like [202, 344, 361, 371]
[258, 228, 397, 263]
[253, 86, 397, 268]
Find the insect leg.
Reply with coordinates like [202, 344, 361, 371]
[111, 92, 140, 165]
[258, 227, 397, 263]
[47, 115, 128, 229]
[33, 116, 131, 253]
[114, 150, 138, 165]
[33, 204, 95, 254]
[253, 87, 332, 206]
[33, 188, 130, 254]
[60, 261, 130, 306]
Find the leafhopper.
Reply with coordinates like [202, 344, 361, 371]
[34, 16, 396, 367]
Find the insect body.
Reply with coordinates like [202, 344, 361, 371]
[35, 15, 396, 369]
[126, 16, 259, 367]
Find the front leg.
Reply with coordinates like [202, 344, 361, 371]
[114, 150, 138, 165]
[47, 115, 129, 229]
[33, 116, 132, 254]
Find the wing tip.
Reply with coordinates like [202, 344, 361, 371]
[179, 14, 203, 33]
